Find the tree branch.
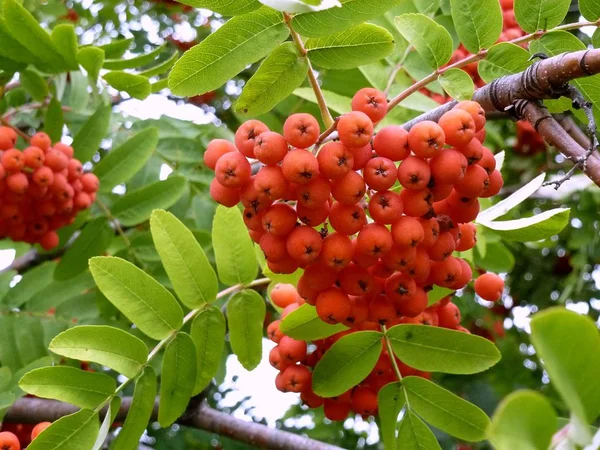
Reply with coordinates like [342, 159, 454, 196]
[5, 397, 344, 450]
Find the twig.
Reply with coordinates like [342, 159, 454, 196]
[0, 117, 30, 142]
[283, 13, 334, 129]
[5, 397, 343, 450]
[384, 45, 414, 96]
[386, 19, 600, 114]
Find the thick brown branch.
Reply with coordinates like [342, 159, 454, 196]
[556, 114, 591, 149]
[5, 398, 343, 450]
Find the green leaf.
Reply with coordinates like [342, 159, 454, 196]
[480, 208, 570, 242]
[20, 69, 48, 101]
[72, 103, 112, 163]
[26, 409, 99, 450]
[292, 0, 404, 38]
[394, 14, 453, 69]
[397, 410, 443, 450]
[103, 71, 151, 100]
[112, 367, 157, 450]
[514, 0, 570, 33]
[157, 137, 205, 163]
[387, 325, 501, 375]
[450, 0, 502, 53]
[54, 218, 113, 281]
[474, 241, 515, 273]
[44, 97, 64, 143]
[169, 7, 289, 96]
[227, 290, 266, 371]
[402, 376, 490, 441]
[412, 0, 440, 14]
[530, 308, 600, 424]
[98, 38, 133, 59]
[139, 52, 179, 78]
[77, 47, 105, 81]
[0, 316, 20, 371]
[438, 69, 474, 101]
[212, 205, 258, 286]
[0, 20, 37, 65]
[477, 174, 545, 222]
[89, 256, 183, 340]
[103, 44, 166, 70]
[111, 176, 188, 227]
[151, 78, 169, 93]
[427, 285, 455, 306]
[378, 382, 405, 450]
[305, 24, 394, 70]
[190, 306, 226, 394]
[581, 0, 600, 21]
[488, 390, 557, 450]
[0, 55, 24, 72]
[280, 304, 348, 340]
[51, 24, 79, 70]
[2, 261, 56, 309]
[49, 326, 148, 378]
[151, 210, 218, 308]
[236, 42, 308, 116]
[159, 332, 197, 427]
[2, 0, 66, 72]
[19, 366, 115, 409]
[312, 330, 382, 397]
[92, 398, 118, 450]
[173, 0, 261, 15]
[27, 270, 95, 312]
[293, 86, 351, 114]
[14, 315, 46, 365]
[94, 127, 159, 192]
[478, 43, 530, 84]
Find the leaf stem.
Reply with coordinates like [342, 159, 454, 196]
[283, 13, 334, 128]
[386, 19, 600, 113]
[382, 325, 410, 408]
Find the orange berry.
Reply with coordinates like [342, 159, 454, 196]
[351, 87, 387, 123]
[6, 172, 28, 194]
[316, 287, 352, 324]
[391, 216, 424, 247]
[481, 170, 503, 198]
[438, 109, 476, 147]
[286, 226, 322, 265]
[373, 125, 410, 161]
[320, 232, 353, 270]
[31, 422, 52, 440]
[278, 336, 308, 364]
[398, 155, 431, 190]
[54, 142, 74, 158]
[262, 203, 297, 237]
[45, 148, 69, 172]
[1, 149, 24, 172]
[254, 131, 289, 165]
[30, 132, 52, 151]
[40, 231, 60, 251]
[0, 126, 18, 151]
[23, 146, 45, 169]
[349, 143, 374, 169]
[209, 178, 240, 207]
[317, 141, 354, 179]
[297, 201, 329, 227]
[339, 263, 374, 296]
[235, 120, 269, 158]
[0, 431, 20, 450]
[329, 202, 367, 235]
[267, 320, 284, 343]
[254, 165, 288, 201]
[400, 188, 432, 217]
[204, 139, 235, 170]
[368, 190, 403, 224]
[408, 121, 445, 158]
[474, 273, 504, 301]
[454, 164, 489, 198]
[80, 173, 99, 192]
[281, 149, 319, 184]
[337, 111, 373, 149]
[429, 148, 467, 185]
[363, 156, 397, 191]
[324, 399, 351, 421]
[283, 113, 320, 148]
[351, 386, 378, 416]
[454, 101, 486, 131]
[215, 151, 252, 189]
[331, 170, 366, 205]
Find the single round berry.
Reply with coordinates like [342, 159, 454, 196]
[351, 87, 387, 123]
[283, 113, 320, 148]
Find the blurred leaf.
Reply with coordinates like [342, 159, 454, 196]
[112, 367, 157, 450]
[488, 390, 557, 450]
[3, 261, 56, 309]
[387, 324, 501, 374]
[514, 0, 570, 33]
[97, 38, 133, 59]
[20, 366, 115, 409]
[450, 0, 502, 53]
[28, 270, 95, 312]
[95, 127, 159, 192]
[227, 289, 265, 371]
[293, 86, 351, 114]
[280, 304, 347, 340]
[292, 0, 404, 38]
[77, 47, 105, 81]
[55, 218, 113, 281]
[190, 306, 226, 394]
[438, 68, 474, 101]
[159, 333, 197, 427]
[530, 308, 600, 424]
[139, 52, 179, 78]
[20, 69, 48, 101]
[26, 409, 99, 450]
[44, 97, 64, 143]
[312, 331, 382, 397]
[169, 7, 289, 96]
[51, 24, 79, 70]
[427, 285, 455, 306]
[151, 210, 218, 308]
[103, 44, 166, 70]
[378, 382, 405, 450]
[394, 14, 453, 69]
[474, 241, 515, 273]
[236, 42, 308, 116]
[89, 256, 183, 340]
[111, 176, 188, 227]
[157, 137, 205, 164]
[173, 0, 261, 15]
[581, 0, 600, 21]
[72, 103, 111, 163]
[402, 376, 490, 441]
[103, 71, 151, 100]
[212, 205, 258, 286]
[49, 326, 147, 378]
[397, 410, 442, 450]
[305, 24, 394, 70]
[480, 208, 570, 242]
[14, 315, 46, 365]
[478, 43, 530, 84]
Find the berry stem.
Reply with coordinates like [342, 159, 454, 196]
[283, 13, 335, 129]
[386, 19, 600, 114]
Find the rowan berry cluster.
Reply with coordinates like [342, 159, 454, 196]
[206, 87, 506, 419]
[0, 421, 50, 449]
[0, 127, 99, 251]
